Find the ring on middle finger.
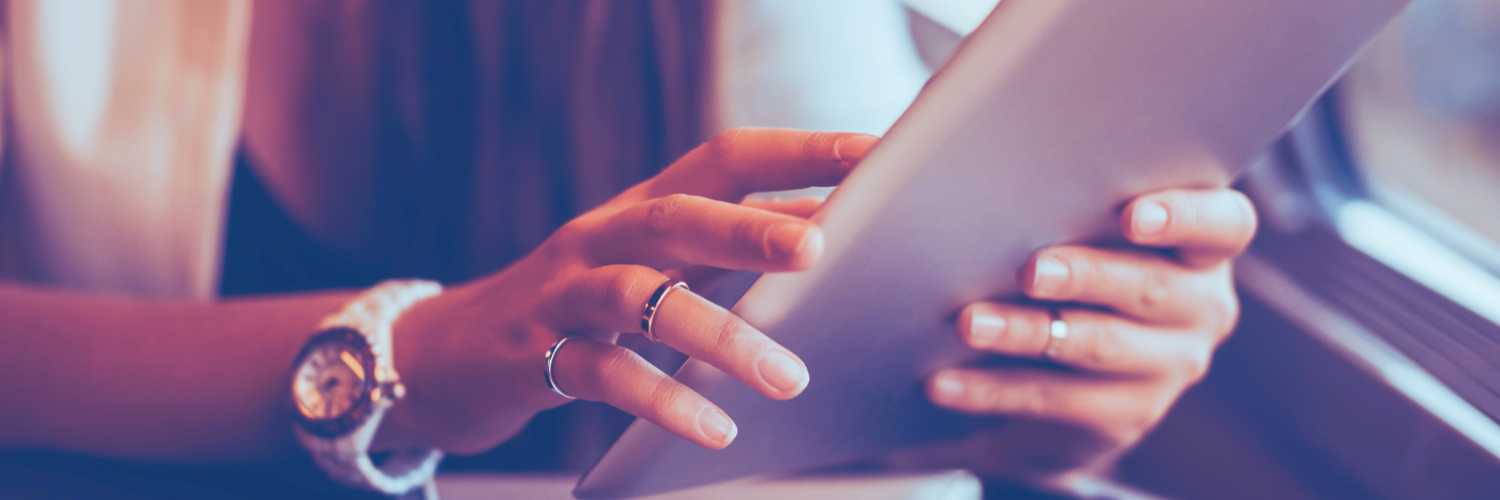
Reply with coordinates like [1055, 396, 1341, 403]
[641, 279, 689, 343]
[543, 336, 579, 400]
[1042, 306, 1069, 361]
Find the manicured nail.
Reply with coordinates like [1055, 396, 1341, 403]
[697, 406, 737, 445]
[834, 135, 879, 165]
[932, 373, 965, 404]
[766, 223, 811, 258]
[756, 349, 810, 395]
[1032, 255, 1070, 296]
[1133, 200, 1169, 236]
[968, 311, 1006, 348]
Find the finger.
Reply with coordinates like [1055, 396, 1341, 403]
[585, 194, 823, 272]
[646, 128, 879, 202]
[741, 197, 824, 219]
[650, 286, 810, 399]
[542, 265, 810, 400]
[958, 303, 1212, 378]
[1121, 189, 1257, 267]
[540, 265, 668, 335]
[926, 367, 1161, 428]
[1018, 246, 1237, 326]
[549, 337, 737, 449]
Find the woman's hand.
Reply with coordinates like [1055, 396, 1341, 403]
[374, 128, 877, 454]
[903, 188, 1257, 480]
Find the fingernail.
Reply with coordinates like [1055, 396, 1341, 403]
[697, 406, 737, 445]
[932, 373, 965, 404]
[968, 311, 1006, 348]
[766, 223, 811, 258]
[1032, 255, 1070, 296]
[1133, 201, 1169, 235]
[756, 349, 810, 395]
[834, 135, 879, 166]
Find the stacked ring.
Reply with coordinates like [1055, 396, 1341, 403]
[543, 337, 578, 400]
[641, 279, 688, 343]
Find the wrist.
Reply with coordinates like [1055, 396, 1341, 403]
[290, 279, 444, 495]
[371, 293, 442, 451]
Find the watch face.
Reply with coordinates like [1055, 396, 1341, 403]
[291, 328, 375, 437]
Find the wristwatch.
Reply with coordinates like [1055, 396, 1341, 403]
[289, 280, 445, 496]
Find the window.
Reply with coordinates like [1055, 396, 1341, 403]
[1340, 0, 1500, 250]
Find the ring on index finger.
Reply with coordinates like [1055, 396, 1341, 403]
[641, 279, 689, 343]
[1042, 306, 1069, 361]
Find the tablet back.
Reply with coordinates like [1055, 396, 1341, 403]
[577, 0, 1410, 497]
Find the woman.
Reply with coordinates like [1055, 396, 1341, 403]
[0, 1, 1254, 496]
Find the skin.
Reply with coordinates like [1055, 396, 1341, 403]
[0, 128, 860, 459]
[0, 127, 1254, 483]
[374, 127, 873, 453]
[897, 187, 1257, 481]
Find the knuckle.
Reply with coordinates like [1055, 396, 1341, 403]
[1202, 284, 1241, 336]
[956, 374, 993, 411]
[498, 322, 545, 350]
[703, 128, 749, 183]
[1225, 294, 1242, 330]
[1177, 346, 1214, 382]
[608, 267, 660, 321]
[1143, 391, 1180, 430]
[1110, 395, 1172, 445]
[706, 127, 749, 159]
[703, 128, 757, 187]
[1188, 350, 1214, 382]
[642, 194, 694, 236]
[700, 312, 748, 355]
[551, 219, 582, 245]
[730, 216, 764, 253]
[595, 346, 637, 382]
[1215, 296, 1241, 335]
[645, 376, 687, 418]
[547, 219, 593, 258]
[1135, 265, 1173, 312]
[1079, 321, 1121, 369]
[1013, 381, 1054, 419]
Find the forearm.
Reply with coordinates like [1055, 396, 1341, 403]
[0, 283, 355, 463]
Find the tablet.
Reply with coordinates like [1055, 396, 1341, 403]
[577, 0, 1411, 497]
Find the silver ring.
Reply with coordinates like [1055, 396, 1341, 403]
[1043, 307, 1069, 361]
[641, 279, 688, 343]
[543, 337, 578, 400]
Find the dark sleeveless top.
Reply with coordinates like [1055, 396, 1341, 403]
[0, 2, 707, 498]
[221, 0, 709, 477]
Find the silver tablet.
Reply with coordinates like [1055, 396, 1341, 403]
[577, 0, 1410, 497]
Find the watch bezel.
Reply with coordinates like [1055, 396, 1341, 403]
[291, 327, 378, 439]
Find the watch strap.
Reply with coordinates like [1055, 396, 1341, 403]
[302, 279, 444, 496]
[296, 408, 444, 495]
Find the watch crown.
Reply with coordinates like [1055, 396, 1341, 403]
[391, 382, 407, 401]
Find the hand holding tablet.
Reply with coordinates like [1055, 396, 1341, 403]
[910, 187, 1256, 479]
[578, 0, 1411, 497]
